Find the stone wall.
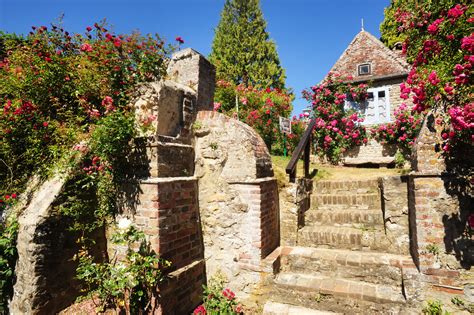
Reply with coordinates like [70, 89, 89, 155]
[343, 139, 397, 166]
[194, 111, 280, 298]
[10, 174, 108, 314]
[380, 176, 410, 255]
[167, 48, 215, 111]
[280, 179, 312, 246]
[409, 112, 473, 301]
[116, 49, 213, 314]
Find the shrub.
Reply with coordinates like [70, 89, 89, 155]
[0, 217, 18, 312]
[77, 221, 170, 313]
[380, 1, 473, 154]
[302, 72, 368, 163]
[214, 80, 293, 154]
[0, 20, 173, 308]
[371, 103, 423, 158]
[193, 275, 243, 315]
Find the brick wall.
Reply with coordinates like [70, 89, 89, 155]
[195, 111, 280, 298]
[118, 177, 204, 314]
[230, 178, 279, 264]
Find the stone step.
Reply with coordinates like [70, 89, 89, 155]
[275, 272, 406, 304]
[314, 179, 379, 195]
[297, 226, 390, 251]
[263, 301, 341, 315]
[305, 209, 383, 226]
[311, 193, 380, 207]
[279, 246, 415, 287]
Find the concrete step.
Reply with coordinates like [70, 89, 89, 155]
[279, 246, 415, 287]
[305, 209, 383, 226]
[311, 193, 380, 207]
[297, 225, 390, 251]
[314, 179, 379, 195]
[274, 272, 406, 304]
[263, 301, 341, 315]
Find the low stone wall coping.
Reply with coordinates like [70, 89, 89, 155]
[139, 176, 196, 184]
[227, 177, 277, 185]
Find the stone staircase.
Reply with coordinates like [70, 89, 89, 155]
[263, 179, 416, 314]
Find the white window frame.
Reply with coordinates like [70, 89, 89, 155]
[345, 85, 391, 125]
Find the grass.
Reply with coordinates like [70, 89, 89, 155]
[271, 155, 407, 188]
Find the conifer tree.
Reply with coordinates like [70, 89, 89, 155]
[209, 0, 286, 89]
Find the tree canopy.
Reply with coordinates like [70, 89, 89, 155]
[209, 0, 286, 90]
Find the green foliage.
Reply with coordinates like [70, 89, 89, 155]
[370, 103, 423, 159]
[379, 1, 407, 49]
[422, 300, 451, 315]
[303, 73, 369, 163]
[425, 244, 441, 256]
[394, 151, 407, 169]
[209, 0, 286, 89]
[77, 223, 170, 313]
[451, 296, 474, 313]
[193, 274, 243, 315]
[0, 21, 171, 310]
[0, 20, 171, 199]
[214, 80, 293, 153]
[379, 0, 473, 153]
[0, 217, 18, 312]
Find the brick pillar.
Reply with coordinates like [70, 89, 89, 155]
[130, 177, 205, 314]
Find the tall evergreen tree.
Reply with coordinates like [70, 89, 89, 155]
[209, 0, 286, 89]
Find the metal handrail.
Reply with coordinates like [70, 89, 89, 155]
[285, 118, 316, 183]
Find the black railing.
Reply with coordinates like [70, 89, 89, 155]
[285, 118, 316, 183]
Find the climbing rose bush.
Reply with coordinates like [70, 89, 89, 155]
[0, 21, 172, 201]
[303, 72, 368, 163]
[0, 21, 173, 309]
[214, 80, 293, 154]
[381, 1, 473, 153]
[371, 103, 423, 157]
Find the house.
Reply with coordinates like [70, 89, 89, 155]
[327, 29, 411, 165]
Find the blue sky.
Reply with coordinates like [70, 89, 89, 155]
[0, 0, 390, 115]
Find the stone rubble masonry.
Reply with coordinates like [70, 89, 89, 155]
[280, 179, 312, 246]
[380, 176, 410, 255]
[343, 139, 397, 166]
[10, 174, 107, 314]
[132, 80, 197, 143]
[167, 48, 216, 111]
[116, 49, 216, 314]
[129, 138, 195, 178]
[410, 112, 473, 298]
[194, 111, 280, 298]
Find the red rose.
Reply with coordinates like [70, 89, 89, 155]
[43, 121, 49, 127]
[175, 36, 184, 44]
[468, 214, 474, 229]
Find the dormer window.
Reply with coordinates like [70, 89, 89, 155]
[358, 63, 371, 76]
